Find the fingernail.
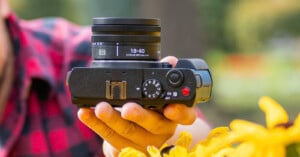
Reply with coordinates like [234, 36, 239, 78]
[77, 108, 94, 122]
[95, 102, 112, 119]
[121, 103, 141, 120]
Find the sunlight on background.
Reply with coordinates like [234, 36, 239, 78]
[10, 0, 300, 127]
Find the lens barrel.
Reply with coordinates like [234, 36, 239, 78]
[92, 17, 161, 60]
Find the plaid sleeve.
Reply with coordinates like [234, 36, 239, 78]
[0, 13, 104, 157]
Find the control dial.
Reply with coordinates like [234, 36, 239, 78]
[166, 69, 184, 87]
[142, 79, 162, 99]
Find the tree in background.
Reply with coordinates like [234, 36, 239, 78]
[197, 0, 236, 53]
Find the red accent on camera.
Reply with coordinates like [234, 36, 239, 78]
[181, 87, 190, 96]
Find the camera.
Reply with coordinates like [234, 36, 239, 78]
[67, 17, 212, 109]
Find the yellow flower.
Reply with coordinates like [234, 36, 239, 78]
[196, 127, 233, 156]
[191, 96, 300, 157]
[119, 96, 299, 157]
[118, 147, 146, 157]
[167, 146, 188, 157]
[228, 96, 300, 156]
[258, 96, 289, 129]
[160, 131, 191, 157]
[175, 131, 192, 149]
[147, 146, 161, 157]
[212, 147, 235, 157]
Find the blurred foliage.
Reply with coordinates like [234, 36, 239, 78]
[202, 51, 300, 126]
[196, 0, 300, 126]
[226, 0, 300, 52]
[9, 0, 139, 25]
[73, 0, 139, 24]
[197, 0, 300, 53]
[10, 0, 78, 22]
[208, 52, 300, 109]
[197, 0, 236, 53]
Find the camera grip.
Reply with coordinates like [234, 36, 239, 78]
[176, 58, 209, 70]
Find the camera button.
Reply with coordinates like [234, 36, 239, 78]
[181, 87, 191, 97]
[166, 70, 184, 87]
[142, 79, 162, 99]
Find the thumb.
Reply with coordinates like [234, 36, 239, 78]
[160, 56, 178, 67]
[163, 103, 197, 125]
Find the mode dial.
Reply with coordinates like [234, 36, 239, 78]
[142, 79, 162, 99]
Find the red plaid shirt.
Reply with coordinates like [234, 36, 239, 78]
[0, 14, 104, 157]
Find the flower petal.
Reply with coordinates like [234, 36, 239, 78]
[207, 127, 229, 139]
[230, 119, 268, 142]
[263, 145, 285, 157]
[231, 142, 256, 157]
[286, 113, 300, 144]
[191, 145, 207, 157]
[212, 147, 235, 157]
[147, 146, 161, 157]
[175, 131, 192, 149]
[199, 127, 230, 148]
[119, 147, 147, 157]
[168, 146, 188, 157]
[258, 96, 289, 129]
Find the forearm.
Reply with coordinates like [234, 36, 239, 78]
[0, 2, 14, 121]
[0, 17, 7, 117]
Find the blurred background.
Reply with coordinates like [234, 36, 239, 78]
[10, 0, 300, 127]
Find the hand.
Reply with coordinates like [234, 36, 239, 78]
[77, 56, 203, 156]
[0, 0, 11, 18]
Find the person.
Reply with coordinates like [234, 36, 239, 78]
[0, 1, 211, 156]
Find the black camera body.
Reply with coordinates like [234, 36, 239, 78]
[67, 18, 212, 109]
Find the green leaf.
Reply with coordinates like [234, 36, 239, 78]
[286, 143, 300, 157]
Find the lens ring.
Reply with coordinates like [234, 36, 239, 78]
[93, 17, 160, 26]
[92, 17, 161, 60]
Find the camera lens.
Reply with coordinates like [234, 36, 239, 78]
[92, 17, 161, 61]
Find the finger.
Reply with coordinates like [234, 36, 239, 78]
[102, 141, 119, 157]
[121, 102, 177, 135]
[94, 102, 168, 147]
[163, 103, 197, 125]
[77, 108, 145, 152]
[160, 56, 178, 67]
